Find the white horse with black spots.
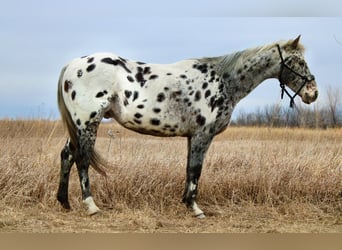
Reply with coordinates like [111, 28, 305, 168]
[57, 36, 318, 218]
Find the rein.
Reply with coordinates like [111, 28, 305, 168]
[276, 44, 315, 108]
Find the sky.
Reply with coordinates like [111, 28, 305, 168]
[1, 1, 342, 119]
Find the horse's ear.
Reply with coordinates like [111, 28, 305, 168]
[291, 35, 301, 49]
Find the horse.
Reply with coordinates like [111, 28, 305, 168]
[57, 36, 318, 218]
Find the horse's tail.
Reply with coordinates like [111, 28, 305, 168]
[57, 65, 107, 176]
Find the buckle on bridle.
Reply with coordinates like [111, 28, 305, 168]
[276, 44, 314, 108]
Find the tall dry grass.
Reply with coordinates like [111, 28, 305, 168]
[0, 119, 341, 216]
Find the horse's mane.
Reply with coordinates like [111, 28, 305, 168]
[199, 39, 305, 76]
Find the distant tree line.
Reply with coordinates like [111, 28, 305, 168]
[231, 85, 342, 128]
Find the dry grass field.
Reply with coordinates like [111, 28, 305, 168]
[0, 119, 341, 232]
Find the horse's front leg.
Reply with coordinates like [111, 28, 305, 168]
[182, 132, 214, 218]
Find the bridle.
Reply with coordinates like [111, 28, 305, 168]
[276, 44, 315, 108]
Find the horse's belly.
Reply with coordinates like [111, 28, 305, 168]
[116, 111, 189, 137]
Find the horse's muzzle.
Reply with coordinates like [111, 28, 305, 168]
[301, 81, 318, 104]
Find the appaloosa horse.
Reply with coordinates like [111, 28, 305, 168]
[57, 36, 318, 218]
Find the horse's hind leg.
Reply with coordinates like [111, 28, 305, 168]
[75, 122, 101, 215]
[57, 139, 75, 210]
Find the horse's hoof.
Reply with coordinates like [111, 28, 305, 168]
[88, 208, 101, 216]
[195, 213, 206, 219]
[83, 197, 101, 216]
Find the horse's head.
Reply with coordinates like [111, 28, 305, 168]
[277, 35, 318, 106]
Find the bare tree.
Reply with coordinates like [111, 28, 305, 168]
[232, 85, 342, 128]
[325, 84, 341, 127]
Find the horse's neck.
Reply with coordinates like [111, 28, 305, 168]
[216, 45, 281, 102]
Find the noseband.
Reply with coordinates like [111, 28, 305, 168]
[276, 44, 315, 108]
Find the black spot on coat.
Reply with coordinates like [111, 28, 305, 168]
[193, 64, 208, 74]
[157, 92, 166, 102]
[133, 91, 139, 102]
[196, 115, 206, 126]
[202, 82, 208, 89]
[153, 108, 161, 113]
[96, 92, 104, 98]
[87, 63, 96, 72]
[149, 75, 158, 80]
[134, 113, 143, 119]
[205, 90, 211, 98]
[101, 57, 132, 73]
[90, 111, 97, 119]
[86, 64, 96, 72]
[194, 91, 201, 101]
[124, 90, 132, 98]
[135, 72, 146, 87]
[127, 75, 135, 82]
[64, 80, 72, 93]
[133, 119, 142, 124]
[71, 91, 76, 100]
[150, 118, 160, 126]
[143, 67, 151, 75]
